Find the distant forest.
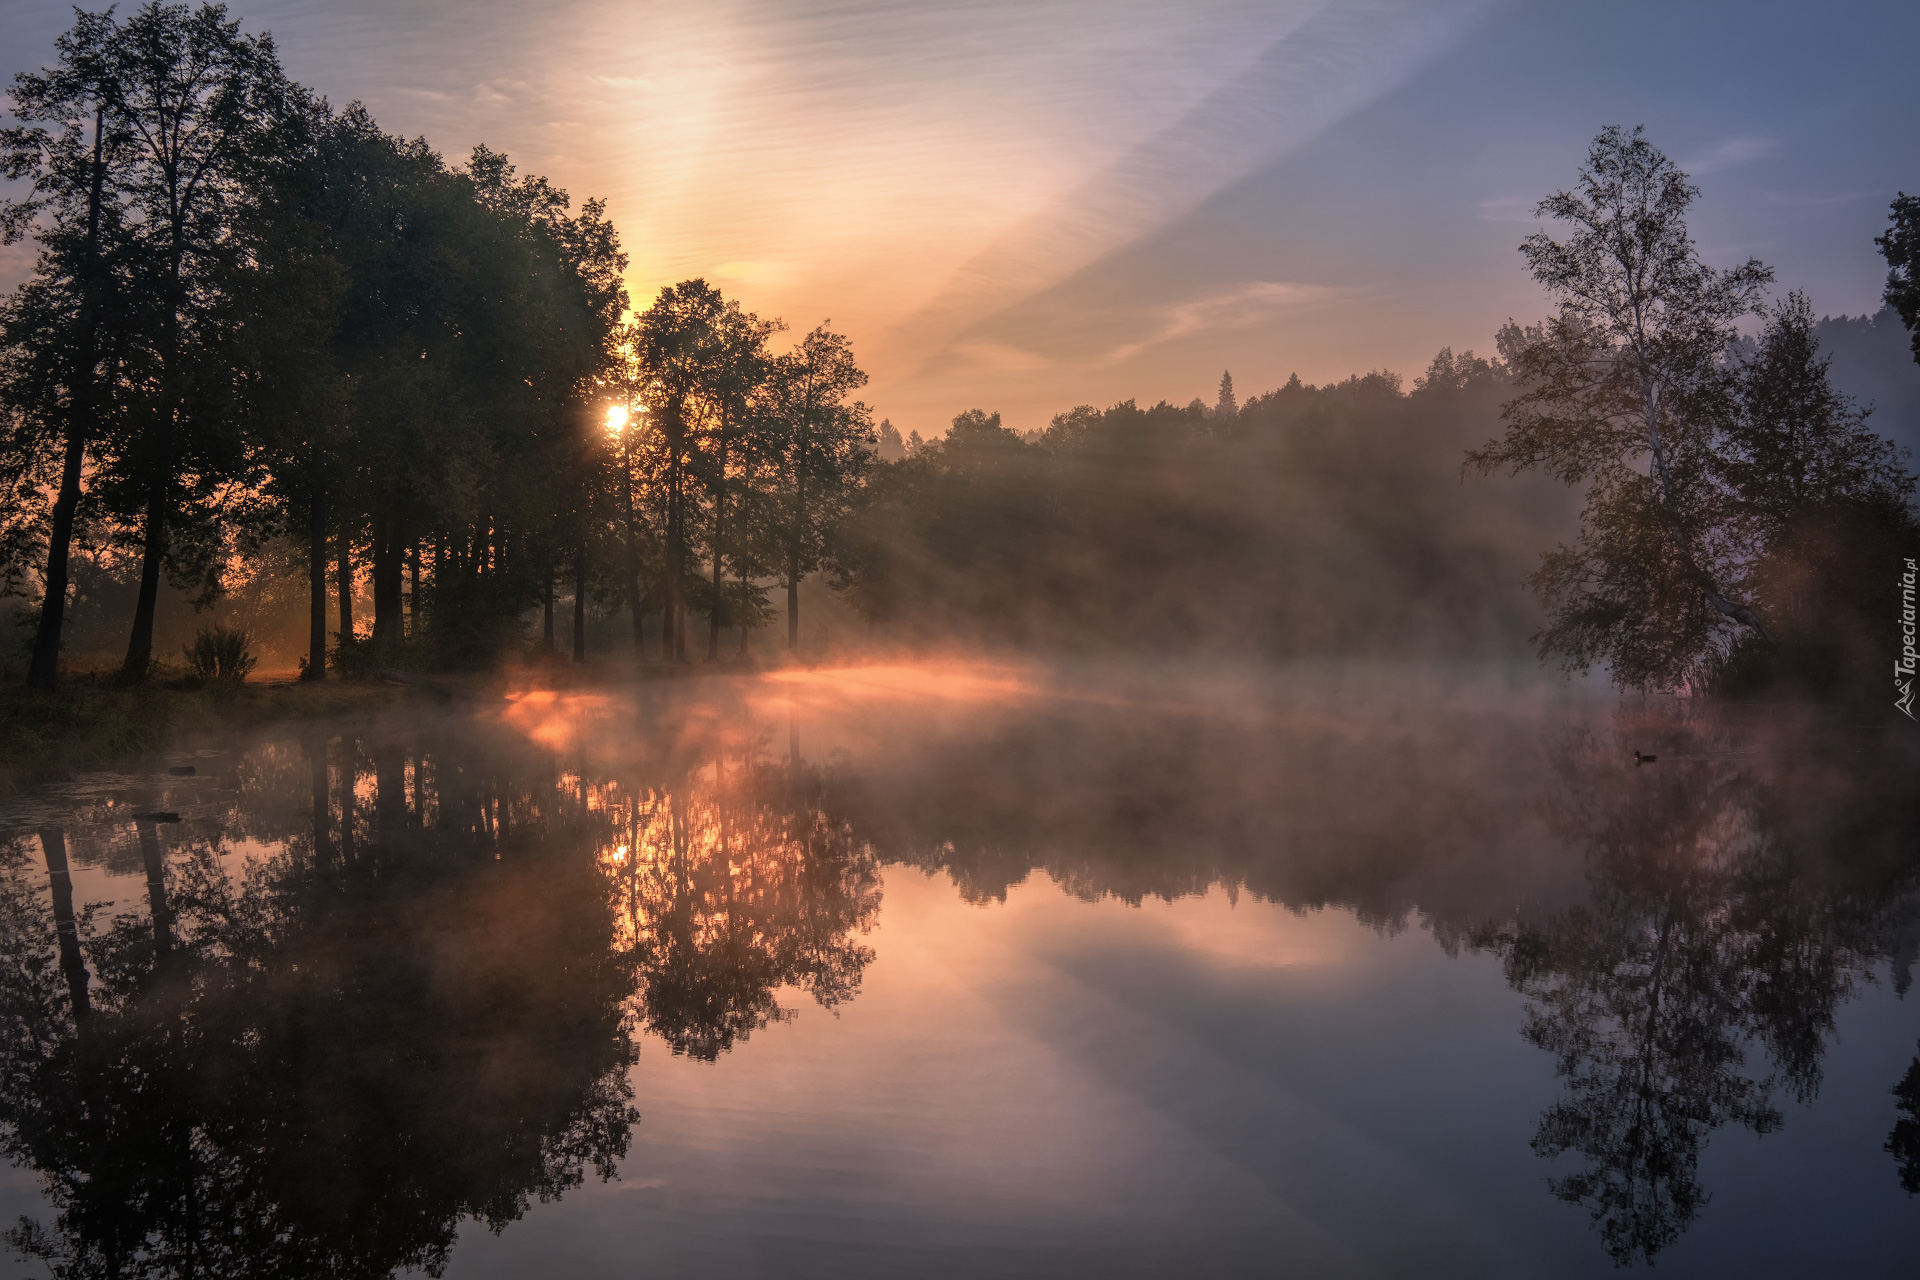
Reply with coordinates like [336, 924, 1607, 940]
[3, 6, 1918, 696]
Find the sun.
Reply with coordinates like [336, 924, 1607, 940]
[605, 403, 630, 436]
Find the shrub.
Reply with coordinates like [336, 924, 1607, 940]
[182, 626, 258, 684]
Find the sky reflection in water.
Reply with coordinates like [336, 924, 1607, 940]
[0, 662, 1915, 1278]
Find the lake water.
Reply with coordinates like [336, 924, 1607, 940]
[0, 662, 1915, 1277]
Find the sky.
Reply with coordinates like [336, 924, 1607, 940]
[3, 0, 1917, 436]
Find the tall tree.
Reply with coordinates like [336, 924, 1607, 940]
[1723, 292, 1915, 535]
[634, 281, 731, 662]
[221, 95, 343, 681]
[1468, 126, 1774, 688]
[89, 3, 298, 679]
[1717, 291, 1918, 690]
[602, 328, 652, 658]
[766, 324, 874, 652]
[698, 303, 780, 659]
[2, 10, 133, 689]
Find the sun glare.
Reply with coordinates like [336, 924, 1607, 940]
[605, 404, 629, 436]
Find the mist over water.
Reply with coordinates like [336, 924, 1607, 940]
[0, 662, 1915, 1276]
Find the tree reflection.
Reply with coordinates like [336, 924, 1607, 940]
[1470, 727, 1920, 1265]
[809, 692, 1918, 1263]
[606, 755, 880, 1062]
[1891, 1046, 1920, 1196]
[0, 743, 641, 1278]
[0, 708, 885, 1277]
[4, 687, 1909, 1273]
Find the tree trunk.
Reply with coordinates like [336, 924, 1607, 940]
[665, 403, 687, 661]
[572, 552, 588, 662]
[408, 540, 420, 638]
[739, 562, 751, 658]
[38, 829, 90, 1022]
[787, 560, 800, 652]
[122, 206, 189, 682]
[29, 419, 89, 690]
[371, 504, 404, 641]
[337, 517, 354, 645]
[26, 111, 108, 691]
[542, 565, 556, 650]
[305, 460, 327, 680]
[120, 468, 169, 680]
[710, 431, 726, 660]
[786, 448, 806, 653]
[1642, 378, 1776, 647]
[622, 451, 644, 657]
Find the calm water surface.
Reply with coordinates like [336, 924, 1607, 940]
[0, 662, 1915, 1278]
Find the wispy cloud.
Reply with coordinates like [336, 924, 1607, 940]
[1105, 282, 1336, 364]
[1679, 135, 1778, 175]
[896, 0, 1492, 375]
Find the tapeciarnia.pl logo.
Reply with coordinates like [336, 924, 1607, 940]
[1899, 557, 1917, 720]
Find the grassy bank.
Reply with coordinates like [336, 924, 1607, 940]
[0, 675, 432, 796]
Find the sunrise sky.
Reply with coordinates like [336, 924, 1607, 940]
[3, 0, 1915, 435]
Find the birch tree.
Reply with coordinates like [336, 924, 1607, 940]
[1468, 126, 1773, 688]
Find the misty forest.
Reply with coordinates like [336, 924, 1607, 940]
[0, 5, 1916, 1279]
[1, 10, 1916, 694]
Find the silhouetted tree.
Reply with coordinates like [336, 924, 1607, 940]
[1468, 125, 1774, 688]
[764, 325, 875, 650]
[74, 4, 300, 680]
[633, 280, 733, 661]
[1717, 292, 1919, 692]
[1878, 192, 1920, 365]
[0, 9, 128, 690]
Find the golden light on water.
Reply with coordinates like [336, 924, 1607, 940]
[759, 662, 1035, 704]
[499, 688, 615, 751]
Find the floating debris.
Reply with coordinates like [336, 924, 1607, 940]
[1634, 751, 1657, 766]
[132, 811, 181, 823]
[168, 765, 197, 776]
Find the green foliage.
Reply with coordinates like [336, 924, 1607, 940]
[2, 6, 635, 686]
[1470, 127, 1916, 693]
[1878, 192, 1920, 366]
[181, 623, 256, 684]
[2, 11, 1906, 701]
[1718, 293, 1920, 695]
[615, 294, 871, 657]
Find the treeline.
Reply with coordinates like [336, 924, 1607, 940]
[833, 357, 1572, 657]
[0, 3, 874, 685]
[4, 16, 1917, 698]
[828, 130, 1920, 697]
